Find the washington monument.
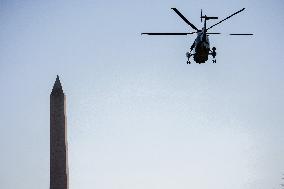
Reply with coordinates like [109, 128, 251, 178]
[50, 76, 69, 189]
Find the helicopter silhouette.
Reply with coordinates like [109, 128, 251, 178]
[142, 8, 253, 64]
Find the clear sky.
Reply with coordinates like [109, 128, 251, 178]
[0, 0, 284, 189]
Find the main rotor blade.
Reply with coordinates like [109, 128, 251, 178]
[230, 33, 253, 35]
[207, 32, 221, 34]
[171, 8, 198, 31]
[207, 8, 245, 30]
[141, 32, 196, 35]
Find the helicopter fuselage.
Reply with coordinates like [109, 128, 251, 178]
[142, 7, 252, 64]
[193, 31, 210, 63]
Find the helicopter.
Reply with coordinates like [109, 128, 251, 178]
[142, 8, 253, 64]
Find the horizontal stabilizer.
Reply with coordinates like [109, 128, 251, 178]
[201, 16, 218, 20]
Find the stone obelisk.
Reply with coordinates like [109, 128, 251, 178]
[50, 76, 69, 189]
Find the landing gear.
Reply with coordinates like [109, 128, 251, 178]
[210, 47, 217, 63]
[186, 52, 193, 64]
[212, 47, 216, 58]
[186, 46, 217, 64]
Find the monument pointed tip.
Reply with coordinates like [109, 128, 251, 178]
[55, 75, 61, 84]
[51, 75, 64, 95]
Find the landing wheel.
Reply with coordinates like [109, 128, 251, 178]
[186, 52, 192, 64]
[212, 47, 217, 58]
[186, 52, 191, 58]
[212, 59, 216, 63]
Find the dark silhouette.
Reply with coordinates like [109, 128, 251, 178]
[50, 76, 69, 189]
[142, 8, 253, 64]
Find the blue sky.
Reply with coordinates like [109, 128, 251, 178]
[0, 0, 284, 189]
